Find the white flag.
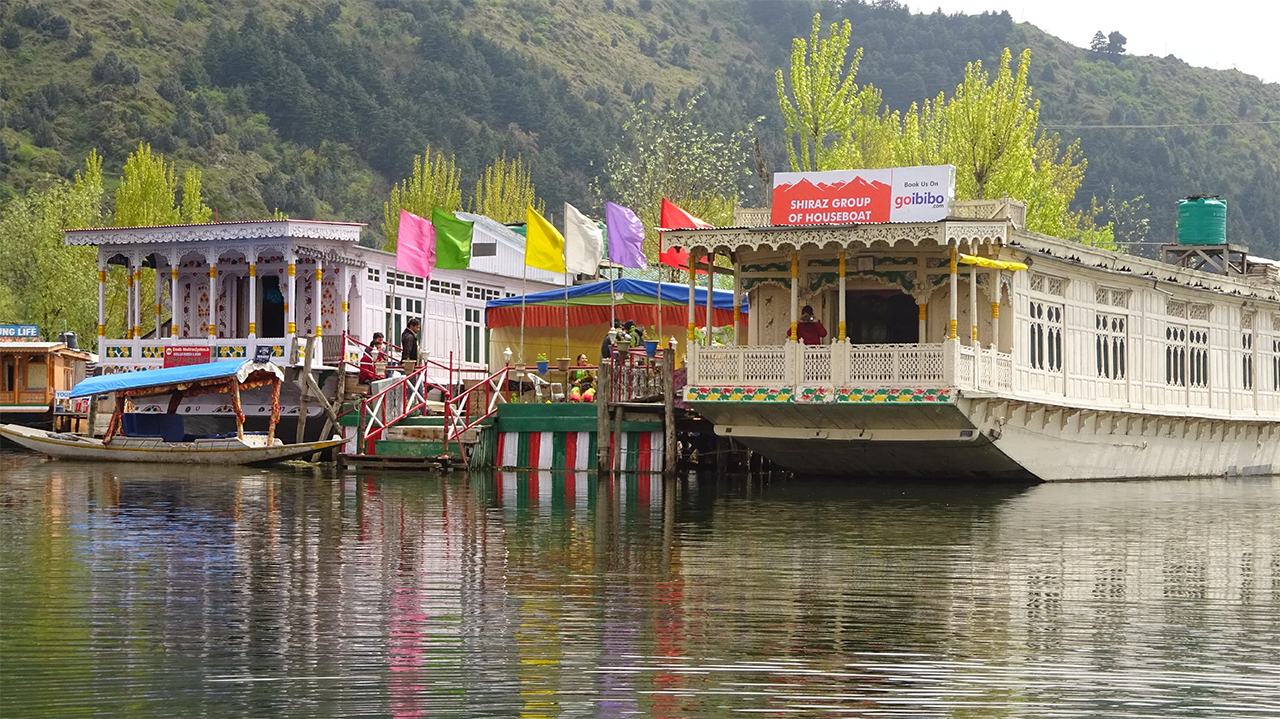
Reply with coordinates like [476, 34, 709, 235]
[563, 202, 604, 275]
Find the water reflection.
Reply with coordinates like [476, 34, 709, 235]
[3, 452, 1280, 716]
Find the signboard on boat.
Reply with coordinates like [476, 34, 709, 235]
[0, 324, 40, 340]
[771, 165, 955, 226]
[164, 346, 211, 368]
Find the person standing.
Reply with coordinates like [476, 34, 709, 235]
[600, 319, 621, 361]
[787, 305, 828, 345]
[401, 318, 421, 370]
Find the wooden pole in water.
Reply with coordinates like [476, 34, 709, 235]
[612, 404, 624, 473]
[663, 348, 675, 475]
[596, 361, 611, 474]
[296, 336, 314, 445]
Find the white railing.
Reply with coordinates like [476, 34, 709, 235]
[688, 341, 1010, 391]
[99, 337, 292, 367]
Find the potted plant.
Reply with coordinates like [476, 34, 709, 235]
[556, 357, 571, 372]
[536, 353, 549, 374]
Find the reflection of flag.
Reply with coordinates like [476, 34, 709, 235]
[525, 205, 566, 273]
[604, 201, 646, 269]
[395, 210, 436, 279]
[431, 208, 473, 270]
[658, 198, 712, 269]
[563, 202, 603, 275]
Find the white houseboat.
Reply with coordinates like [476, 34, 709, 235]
[667, 166, 1280, 481]
[67, 214, 567, 388]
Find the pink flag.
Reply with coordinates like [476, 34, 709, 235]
[395, 209, 436, 279]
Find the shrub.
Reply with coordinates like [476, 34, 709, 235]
[1, 27, 21, 50]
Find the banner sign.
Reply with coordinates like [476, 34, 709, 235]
[0, 324, 40, 340]
[771, 165, 956, 226]
[164, 346, 211, 368]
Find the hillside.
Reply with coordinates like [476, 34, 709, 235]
[3, 0, 1280, 253]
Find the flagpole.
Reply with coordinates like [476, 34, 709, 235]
[519, 261, 528, 366]
[564, 266, 570, 367]
[656, 233, 663, 346]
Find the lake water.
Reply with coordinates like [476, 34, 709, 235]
[4, 452, 1280, 717]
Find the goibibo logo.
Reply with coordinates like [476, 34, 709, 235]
[894, 191, 947, 208]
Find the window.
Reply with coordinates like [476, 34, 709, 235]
[466, 284, 501, 302]
[385, 295, 422, 339]
[1273, 339, 1280, 392]
[1243, 329, 1254, 390]
[1029, 300, 1064, 372]
[25, 359, 47, 390]
[464, 308, 482, 363]
[1095, 313, 1127, 379]
[1189, 329, 1209, 388]
[430, 279, 461, 296]
[366, 267, 381, 283]
[1166, 326, 1187, 386]
[386, 270, 423, 291]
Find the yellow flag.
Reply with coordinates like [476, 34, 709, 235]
[525, 205, 566, 273]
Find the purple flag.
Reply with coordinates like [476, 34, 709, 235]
[605, 201, 647, 269]
[395, 209, 437, 279]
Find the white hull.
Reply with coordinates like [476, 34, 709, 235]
[698, 395, 1280, 481]
[0, 424, 344, 466]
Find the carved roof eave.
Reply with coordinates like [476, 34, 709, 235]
[664, 220, 1008, 254]
[64, 220, 365, 247]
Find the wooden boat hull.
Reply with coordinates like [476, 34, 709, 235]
[0, 424, 344, 466]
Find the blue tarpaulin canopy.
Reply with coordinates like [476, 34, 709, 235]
[485, 278, 740, 310]
[70, 360, 284, 398]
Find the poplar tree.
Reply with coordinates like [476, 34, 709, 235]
[775, 15, 1110, 244]
[113, 143, 212, 227]
[472, 154, 543, 223]
[381, 145, 463, 251]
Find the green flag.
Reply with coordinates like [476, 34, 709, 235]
[432, 208, 474, 269]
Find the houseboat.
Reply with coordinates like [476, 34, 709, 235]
[667, 165, 1280, 481]
[0, 336, 92, 429]
[62, 216, 567, 425]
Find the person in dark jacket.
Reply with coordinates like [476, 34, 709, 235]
[401, 318, 421, 362]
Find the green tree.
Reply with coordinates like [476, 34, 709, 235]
[381, 145, 463, 251]
[472, 154, 543, 223]
[178, 167, 213, 223]
[604, 96, 751, 262]
[0, 151, 112, 347]
[113, 143, 211, 227]
[776, 14, 865, 172]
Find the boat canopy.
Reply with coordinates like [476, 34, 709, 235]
[70, 360, 284, 398]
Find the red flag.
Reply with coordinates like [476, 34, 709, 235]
[658, 198, 712, 270]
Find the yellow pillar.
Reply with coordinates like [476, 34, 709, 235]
[918, 302, 927, 343]
[207, 265, 217, 338]
[248, 263, 257, 337]
[837, 251, 847, 342]
[97, 267, 106, 338]
[170, 267, 179, 337]
[286, 260, 296, 336]
[313, 266, 324, 338]
[133, 267, 142, 339]
[948, 246, 958, 341]
[789, 251, 799, 342]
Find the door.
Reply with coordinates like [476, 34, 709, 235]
[0, 355, 15, 405]
[845, 291, 919, 344]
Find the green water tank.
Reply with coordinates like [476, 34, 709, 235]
[1177, 196, 1227, 245]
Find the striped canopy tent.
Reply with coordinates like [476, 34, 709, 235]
[484, 278, 745, 368]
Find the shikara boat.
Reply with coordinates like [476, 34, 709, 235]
[0, 359, 342, 465]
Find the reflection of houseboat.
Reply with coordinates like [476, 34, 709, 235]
[668, 168, 1280, 481]
[0, 341, 91, 429]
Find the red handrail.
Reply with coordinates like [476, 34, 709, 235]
[356, 362, 450, 453]
[443, 364, 509, 465]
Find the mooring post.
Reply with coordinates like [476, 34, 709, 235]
[662, 350, 676, 475]
[296, 336, 314, 445]
[612, 405, 624, 474]
[596, 361, 611, 474]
